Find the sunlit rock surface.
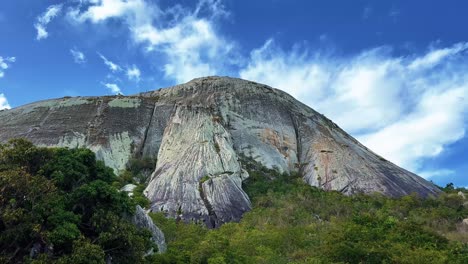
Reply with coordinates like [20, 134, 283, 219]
[144, 106, 251, 227]
[0, 76, 440, 226]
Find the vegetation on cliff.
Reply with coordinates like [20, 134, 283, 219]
[151, 160, 468, 264]
[1, 140, 467, 263]
[0, 139, 154, 263]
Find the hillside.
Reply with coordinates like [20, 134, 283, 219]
[0, 76, 440, 228]
[1, 140, 466, 263]
[151, 161, 468, 263]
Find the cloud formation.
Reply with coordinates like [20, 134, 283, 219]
[98, 53, 122, 72]
[0, 93, 10, 110]
[35, 4, 63, 40]
[103, 83, 122, 95]
[126, 65, 141, 81]
[67, 0, 235, 83]
[240, 40, 468, 174]
[0, 56, 15, 78]
[70, 48, 86, 64]
[0, 56, 14, 110]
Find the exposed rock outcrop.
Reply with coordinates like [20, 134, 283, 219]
[132, 205, 166, 253]
[144, 106, 251, 227]
[0, 76, 441, 226]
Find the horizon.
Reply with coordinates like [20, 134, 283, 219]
[1, 0, 468, 187]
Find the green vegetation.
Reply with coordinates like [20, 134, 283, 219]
[0, 139, 154, 263]
[151, 160, 468, 264]
[1, 139, 468, 263]
[200, 175, 211, 184]
[114, 157, 154, 209]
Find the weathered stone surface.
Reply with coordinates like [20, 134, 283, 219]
[132, 205, 166, 253]
[297, 115, 439, 196]
[0, 96, 161, 173]
[0, 76, 441, 226]
[144, 106, 251, 227]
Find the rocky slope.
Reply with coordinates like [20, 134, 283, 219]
[0, 76, 440, 227]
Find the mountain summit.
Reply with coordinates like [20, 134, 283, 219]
[0, 76, 440, 227]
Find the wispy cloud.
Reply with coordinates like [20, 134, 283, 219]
[240, 40, 468, 175]
[126, 65, 141, 81]
[67, 0, 235, 83]
[70, 48, 86, 64]
[408, 43, 468, 70]
[0, 93, 10, 110]
[98, 53, 122, 72]
[0, 56, 15, 78]
[0, 56, 14, 109]
[103, 83, 122, 95]
[418, 169, 455, 180]
[34, 4, 63, 40]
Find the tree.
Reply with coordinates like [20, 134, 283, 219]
[0, 139, 154, 263]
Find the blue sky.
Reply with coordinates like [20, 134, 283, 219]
[1, 0, 468, 187]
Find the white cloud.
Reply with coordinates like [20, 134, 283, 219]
[240, 40, 405, 133]
[126, 65, 141, 81]
[240, 40, 468, 175]
[360, 87, 467, 170]
[418, 169, 455, 180]
[103, 83, 122, 94]
[408, 42, 468, 70]
[68, 0, 154, 23]
[98, 53, 122, 72]
[70, 48, 86, 64]
[0, 93, 10, 110]
[35, 4, 63, 40]
[67, 0, 235, 83]
[0, 56, 15, 78]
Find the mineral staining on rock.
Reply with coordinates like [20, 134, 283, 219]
[0, 76, 441, 226]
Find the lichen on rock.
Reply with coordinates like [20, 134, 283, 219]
[108, 98, 141, 108]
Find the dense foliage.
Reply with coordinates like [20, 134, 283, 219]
[2, 139, 468, 263]
[0, 139, 154, 263]
[151, 161, 468, 264]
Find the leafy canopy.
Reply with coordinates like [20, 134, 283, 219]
[0, 139, 154, 263]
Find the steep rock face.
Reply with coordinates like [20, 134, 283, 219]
[0, 96, 163, 173]
[0, 76, 440, 226]
[295, 114, 437, 196]
[144, 106, 250, 227]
